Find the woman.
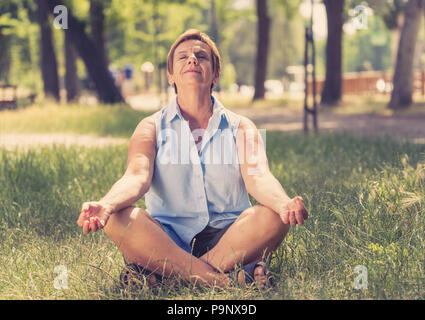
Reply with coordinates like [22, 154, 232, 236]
[77, 29, 308, 289]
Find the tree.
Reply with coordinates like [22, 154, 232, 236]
[0, 28, 12, 82]
[90, 0, 109, 67]
[348, 0, 407, 70]
[321, 0, 344, 106]
[35, 0, 60, 101]
[0, 1, 16, 82]
[64, 29, 78, 102]
[253, 0, 271, 101]
[365, 0, 407, 68]
[388, 0, 424, 110]
[47, 0, 123, 104]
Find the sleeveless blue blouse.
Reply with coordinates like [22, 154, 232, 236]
[145, 96, 251, 252]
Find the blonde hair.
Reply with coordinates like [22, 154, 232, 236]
[167, 29, 221, 92]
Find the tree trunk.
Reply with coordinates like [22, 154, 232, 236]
[0, 33, 11, 82]
[210, 0, 220, 91]
[90, 0, 109, 67]
[253, 0, 270, 101]
[388, 0, 424, 110]
[210, 0, 219, 46]
[321, 0, 344, 106]
[64, 30, 79, 102]
[390, 15, 403, 70]
[36, 0, 60, 101]
[47, 0, 123, 104]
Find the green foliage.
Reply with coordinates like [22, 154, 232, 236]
[268, 0, 304, 79]
[221, 63, 236, 90]
[0, 0, 41, 89]
[343, 15, 392, 72]
[1, 0, 307, 92]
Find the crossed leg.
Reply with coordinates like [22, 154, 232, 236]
[200, 205, 290, 272]
[104, 204, 289, 288]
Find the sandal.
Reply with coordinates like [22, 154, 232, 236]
[229, 260, 273, 289]
[120, 263, 163, 289]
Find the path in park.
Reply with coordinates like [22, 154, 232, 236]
[1, 95, 424, 150]
[234, 107, 425, 144]
[129, 94, 425, 144]
[0, 133, 127, 151]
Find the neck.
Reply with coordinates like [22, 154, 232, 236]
[177, 89, 213, 129]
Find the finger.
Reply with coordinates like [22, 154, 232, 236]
[280, 211, 289, 224]
[289, 211, 296, 226]
[95, 217, 104, 230]
[99, 218, 107, 228]
[295, 210, 304, 225]
[78, 210, 90, 226]
[100, 215, 109, 228]
[83, 220, 90, 234]
[294, 197, 304, 207]
[89, 218, 98, 232]
[302, 208, 309, 220]
[77, 213, 84, 226]
[82, 202, 90, 212]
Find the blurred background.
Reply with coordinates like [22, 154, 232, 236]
[1, 0, 425, 112]
[1, 1, 425, 300]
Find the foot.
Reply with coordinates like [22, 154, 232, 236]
[120, 266, 160, 290]
[236, 261, 272, 290]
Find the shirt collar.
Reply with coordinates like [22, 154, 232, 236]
[165, 95, 226, 124]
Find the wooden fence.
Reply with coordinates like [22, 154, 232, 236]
[307, 70, 425, 95]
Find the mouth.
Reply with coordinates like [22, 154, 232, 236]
[184, 69, 201, 74]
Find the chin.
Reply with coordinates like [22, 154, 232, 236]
[177, 84, 211, 92]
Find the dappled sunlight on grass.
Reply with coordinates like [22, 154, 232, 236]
[0, 132, 424, 299]
[0, 101, 151, 137]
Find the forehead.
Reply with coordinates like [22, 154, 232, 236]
[174, 39, 211, 55]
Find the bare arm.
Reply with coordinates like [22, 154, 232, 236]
[77, 115, 156, 233]
[99, 115, 157, 213]
[235, 116, 308, 225]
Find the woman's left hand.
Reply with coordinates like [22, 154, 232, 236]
[278, 196, 309, 226]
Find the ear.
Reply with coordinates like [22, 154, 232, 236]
[212, 70, 220, 85]
[167, 70, 174, 85]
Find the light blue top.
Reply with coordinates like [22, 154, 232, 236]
[145, 96, 251, 252]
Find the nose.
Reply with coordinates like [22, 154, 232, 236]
[187, 53, 198, 65]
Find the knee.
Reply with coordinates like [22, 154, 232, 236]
[104, 206, 150, 239]
[252, 205, 289, 239]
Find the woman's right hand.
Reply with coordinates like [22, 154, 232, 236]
[77, 201, 113, 234]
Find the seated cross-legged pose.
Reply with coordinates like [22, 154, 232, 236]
[77, 29, 309, 289]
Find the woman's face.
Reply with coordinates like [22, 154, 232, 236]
[167, 39, 219, 93]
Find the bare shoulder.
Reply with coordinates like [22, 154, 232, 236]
[131, 115, 156, 143]
[237, 114, 258, 133]
[133, 115, 156, 135]
[235, 114, 265, 148]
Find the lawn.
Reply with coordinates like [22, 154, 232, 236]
[0, 102, 424, 299]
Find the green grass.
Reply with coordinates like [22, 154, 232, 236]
[0, 101, 151, 137]
[0, 127, 424, 299]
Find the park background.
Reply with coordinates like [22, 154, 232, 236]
[0, 0, 424, 299]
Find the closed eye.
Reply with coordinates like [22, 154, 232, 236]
[197, 53, 209, 59]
